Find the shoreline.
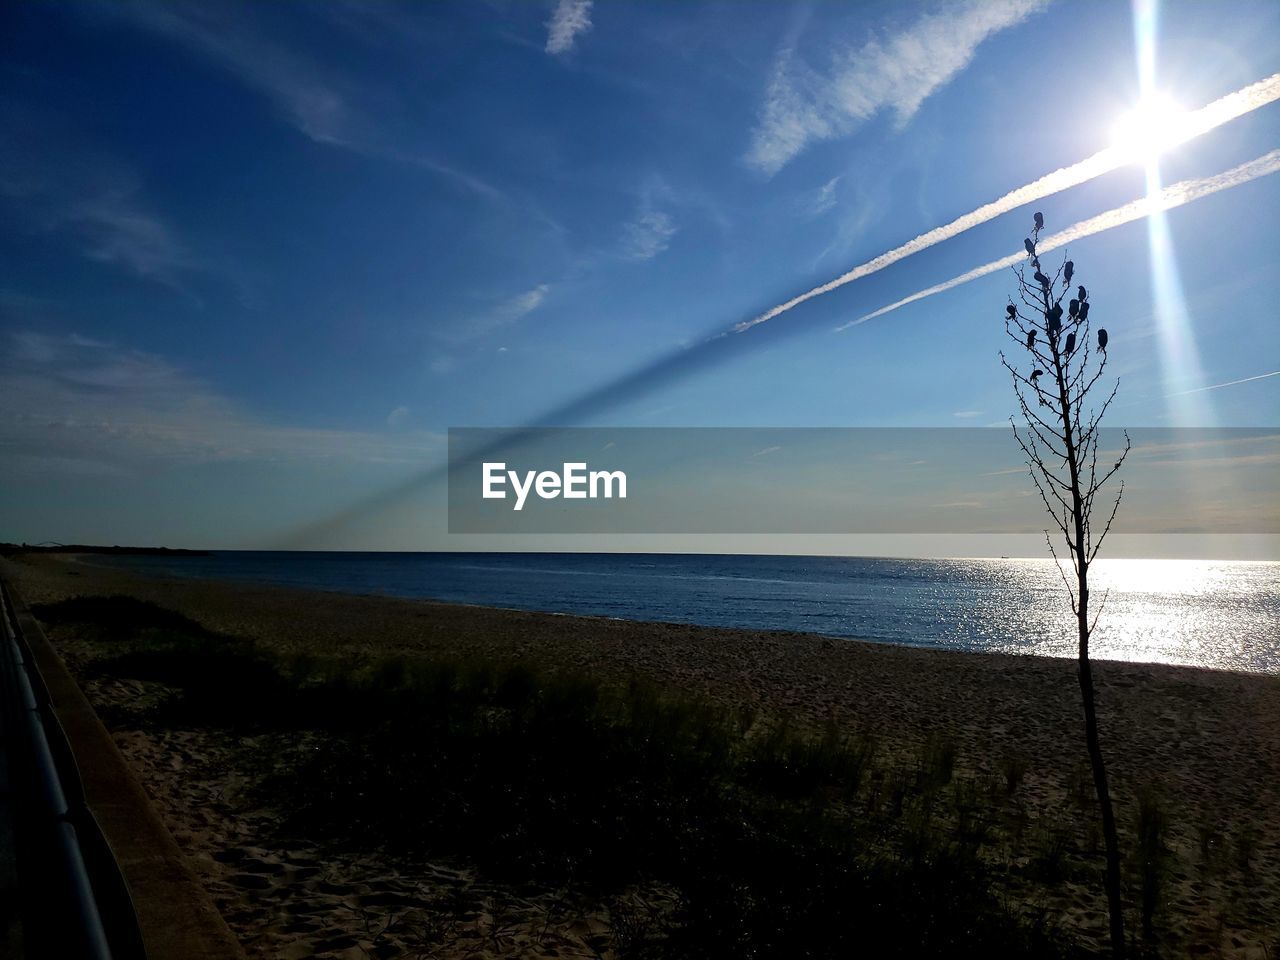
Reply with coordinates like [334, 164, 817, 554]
[59, 551, 1280, 678]
[5, 552, 1279, 956]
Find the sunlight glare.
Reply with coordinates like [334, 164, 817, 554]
[1111, 93, 1188, 163]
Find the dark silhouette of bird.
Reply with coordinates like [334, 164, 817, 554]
[1078, 301, 1090, 321]
[1006, 304, 1017, 320]
[1030, 369, 1044, 382]
[1064, 260, 1074, 283]
[1026, 329, 1037, 348]
[1097, 328, 1108, 351]
[1069, 298, 1080, 318]
[1077, 285, 1087, 302]
[1034, 211, 1044, 231]
[1064, 332, 1076, 355]
[1024, 238, 1036, 256]
[1034, 270, 1050, 289]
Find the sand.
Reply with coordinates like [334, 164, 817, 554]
[4, 553, 1278, 958]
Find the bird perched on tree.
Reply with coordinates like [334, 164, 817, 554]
[1006, 304, 1017, 321]
[1064, 332, 1076, 355]
[1034, 211, 1044, 231]
[1034, 270, 1050, 289]
[1026, 329, 1037, 349]
[1069, 298, 1080, 319]
[1064, 260, 1074, 283]
[1077, 285, 1087, 302]
[1025, 238, 1036, 256]
[1030, 369, 1044, 382]
[1079, 301, 1090, 322]
[1048, 304, 1063, 336]
[1097, 328, 1108, 351]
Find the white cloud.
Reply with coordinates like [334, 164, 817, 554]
[620, 208, 678, 262]
[494, 284, 550, 324]
[953, 410, 984, 419]
[386, 405, 410, 426]
[452, 284, 551, 345]
[807, 176, 841, 217]
[69, 191, 195, 284]
[546, 0, 593, 55]
[0, 125, 197, 289]
[0, 333, 440, 470]
[100, 3, 504, 201]
[746, 0, 1046, 175]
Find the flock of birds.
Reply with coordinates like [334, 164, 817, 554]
[1008, 211, 1108, 395]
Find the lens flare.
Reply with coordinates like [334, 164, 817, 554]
[1111, 93, 1188, 163]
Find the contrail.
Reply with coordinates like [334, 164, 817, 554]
[733, 72, 1280, 335]
[1163, 370, 1280, 398]
[1110, 368, 1280, 413]
[835, 148, 1280, 330]
[283, 77, 1280, 547]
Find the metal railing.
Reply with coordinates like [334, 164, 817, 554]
[0, 580, 146, 960]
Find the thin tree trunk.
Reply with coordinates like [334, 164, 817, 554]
[1077, 573, 1126, 957]
[1006, 231, 1131, 958]
[1053, 327, 1126, 957]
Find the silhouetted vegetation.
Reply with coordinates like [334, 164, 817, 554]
[1001, 213, 1129, 957]
[40, 595, 1095, 958]
[35, 595, 219, 641]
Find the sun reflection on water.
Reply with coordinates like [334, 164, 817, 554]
[984, 558, 1280, 672]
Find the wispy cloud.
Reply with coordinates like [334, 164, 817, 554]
[429, 355, 458, 376]
[440, 284, 552, 346]
[100, 3, 504, 201]
[0, 121, 199, 289]
[497, 284, 551, 322]
[0, 332, 440, 471]
[837, 149, 1280, 330]
[546, 0, 594, 55]
[734, 72, 1280, 335]
[68, 192, 196, 285]
[806, 176, 841, 218]
[953, 410, 983, 419]
[620, 208, 678, 262]
[106, 3, 352, 144]
[746, 0, 1046, 175]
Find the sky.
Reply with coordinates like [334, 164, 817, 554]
[1, 0, 1278, 555]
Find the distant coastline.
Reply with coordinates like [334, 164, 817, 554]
[0, 543, 211, 557]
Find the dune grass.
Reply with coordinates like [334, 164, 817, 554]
[34, 595, 1090, 958]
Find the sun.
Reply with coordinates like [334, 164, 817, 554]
[1110, 93, 1189, 163]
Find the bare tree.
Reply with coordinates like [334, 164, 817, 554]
[1000, 213, 1130, 958]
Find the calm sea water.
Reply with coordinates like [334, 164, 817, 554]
[100, 552, 1280, 674]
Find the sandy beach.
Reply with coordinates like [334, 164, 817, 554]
[5, 552, 1278, 958]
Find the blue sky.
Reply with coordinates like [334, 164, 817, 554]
[1, 0, 1277, 552]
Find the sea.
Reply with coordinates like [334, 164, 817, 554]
[99, 552, 1280, 674]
